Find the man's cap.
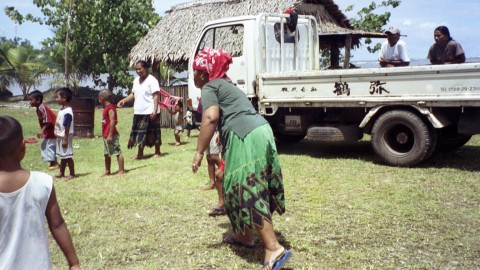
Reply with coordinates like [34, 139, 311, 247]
[385, 27, 401, 35]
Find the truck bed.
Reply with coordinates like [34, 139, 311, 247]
[258, 62, 480, 109]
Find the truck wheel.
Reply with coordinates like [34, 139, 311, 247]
[371, 110, 436, 167]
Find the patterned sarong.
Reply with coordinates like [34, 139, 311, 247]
[128, 114, 161, 149]
[223, 124, 286, 235]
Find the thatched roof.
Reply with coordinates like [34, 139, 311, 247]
[129, 0, 362, 70]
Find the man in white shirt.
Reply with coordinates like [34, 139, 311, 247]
[378, 27, 410, 67]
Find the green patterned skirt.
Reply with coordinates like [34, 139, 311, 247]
[223, 123, 285, 235]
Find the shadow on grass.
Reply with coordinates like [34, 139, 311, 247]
[422, 145, 480, 171]
[123, 165, 148, 173]
[277, 139, 480, 171]
[67, 172, 91, 179]
[137, 153, 170, 159]
[207, 222, 293, 266]
[277, 139, 376, 162]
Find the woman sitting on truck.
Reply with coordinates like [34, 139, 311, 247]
[191, 48, 291, 270]
[427, 26, 465, 64]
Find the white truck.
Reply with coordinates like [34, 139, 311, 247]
[187, 13, 480, 167]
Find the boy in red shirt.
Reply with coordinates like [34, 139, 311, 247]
[99, 90, 125, 176]
[29, 90, 59, 170]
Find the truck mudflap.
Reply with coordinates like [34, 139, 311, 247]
[458, 108, 480, 135]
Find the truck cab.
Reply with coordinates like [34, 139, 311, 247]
[188, 13, 319, 108]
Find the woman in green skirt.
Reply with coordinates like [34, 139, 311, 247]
[191, 48, 291, 270]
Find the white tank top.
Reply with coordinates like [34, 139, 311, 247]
[0, 171, 53, 270]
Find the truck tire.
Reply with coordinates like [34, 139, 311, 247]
[306, 125, 363, 142]
[371, 110, 436, 167]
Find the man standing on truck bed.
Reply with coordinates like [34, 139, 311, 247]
[378, 27, 410, 67]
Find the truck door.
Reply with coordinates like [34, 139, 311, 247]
[188, 22, 254, 109]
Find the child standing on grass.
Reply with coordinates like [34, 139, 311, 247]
[204, 130, 225, 216]
[183, 98, 200, 138]
[54, 87, 75, 179]
[28, 90, 59, 170]
[99, 89, 125, 176]
[169, 100, 184, 146]
[0, 115, 81, 270]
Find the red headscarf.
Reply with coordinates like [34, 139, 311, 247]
[192, 48, 233, 81]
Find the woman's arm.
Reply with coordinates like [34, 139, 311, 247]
[449, 53, 466, 64]
[117, 93, 134, 108]
[150, 92, 159, 120]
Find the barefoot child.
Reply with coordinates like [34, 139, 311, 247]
[28, 90, 59, 170]
[0, 115, 81, 269]
[54, 87, 75, 179]
[99, 89, 125, 176]
[169, 100, 184, 146]
[205, 131, 225, 216]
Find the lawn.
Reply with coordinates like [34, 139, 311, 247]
[1, 104, 479, 270]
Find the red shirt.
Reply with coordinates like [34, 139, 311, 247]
[102, 103, 119, 138]
[36, 104, 57, 139]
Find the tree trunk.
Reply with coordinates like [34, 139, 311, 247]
[107, 74, 116, 91]
[22, 85, 28, 100]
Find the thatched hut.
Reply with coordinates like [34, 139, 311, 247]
[129, 0, 384, 72]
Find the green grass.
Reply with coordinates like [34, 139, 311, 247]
[1, 106, 480, 270]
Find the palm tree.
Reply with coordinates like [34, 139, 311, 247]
[3, 46, 48, 100]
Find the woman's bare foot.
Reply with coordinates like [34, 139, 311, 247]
[152, 153, 161, 158]
[117, 170, 126, 175]
[101, 172, 111, 177]
[65, 175, 76, 180]
[55, 174, 65, 179]
[201, 183, 215, 191]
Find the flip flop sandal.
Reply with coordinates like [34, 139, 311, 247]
[262, 249, 292, 270]
[222, 234, 256, 249]
[208, 206, 226, 216]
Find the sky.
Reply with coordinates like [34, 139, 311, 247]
[1, 0, 479, 61]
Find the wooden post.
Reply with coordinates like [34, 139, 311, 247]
[343, 35, 352, 69]
[331, 43, 340, 68]
[152, 61, 161, 83]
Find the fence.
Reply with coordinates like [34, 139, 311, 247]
[159, 85, 189, 129]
